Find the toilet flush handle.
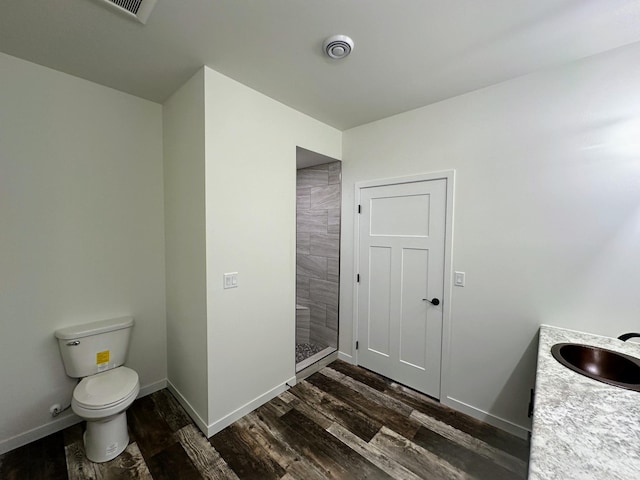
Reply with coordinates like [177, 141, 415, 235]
[66, 340, 81, 346]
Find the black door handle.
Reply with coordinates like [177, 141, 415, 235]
[422, 298, 440, 306]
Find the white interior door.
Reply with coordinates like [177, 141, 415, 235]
[357, 179, 447, 398]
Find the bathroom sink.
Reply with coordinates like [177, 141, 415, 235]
[551, 343, 640, 392]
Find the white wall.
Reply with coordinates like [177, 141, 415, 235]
[203, 67, 342, 430]
[341, 42, 640, 435]
[163, 69, 209, 427]
[0, 52, 166, 452]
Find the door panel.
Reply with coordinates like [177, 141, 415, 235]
[357, 179, 446, 398]
[400, 248, 428, 370]
[370, 194, 431, 237]
[368, 246, 392, 356]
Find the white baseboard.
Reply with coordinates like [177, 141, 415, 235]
[205, 376, 296, 438]
[138, 378, 167, 397]
[0, 378, 168, 456]
[443, 396, 531, 440]
[166, 380, 209, 436]
[337, 351, 355, 364]
[0, 410, 82, 456]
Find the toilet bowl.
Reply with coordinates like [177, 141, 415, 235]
[55, 316, 139, 463]
[71, 367, 140, 462]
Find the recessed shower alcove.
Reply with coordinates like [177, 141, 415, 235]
[295, 147, 341, 372]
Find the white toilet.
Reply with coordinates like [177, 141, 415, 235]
[55, 316, 140, 463]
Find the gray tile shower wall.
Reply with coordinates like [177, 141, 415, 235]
[295, 305, 310, 344]
[296, 161, 341, 350]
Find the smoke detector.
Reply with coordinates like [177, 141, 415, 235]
[323, 35, 354, 59]
[97, 0, 158, 24]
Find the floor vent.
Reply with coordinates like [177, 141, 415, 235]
[99, 0, 157, 24]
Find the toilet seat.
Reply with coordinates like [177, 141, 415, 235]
[74, 367, 139, 410]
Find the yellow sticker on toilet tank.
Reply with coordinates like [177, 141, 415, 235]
[96, 350, 110, 364]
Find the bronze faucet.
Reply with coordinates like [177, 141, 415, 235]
[618, 333, 640, 341]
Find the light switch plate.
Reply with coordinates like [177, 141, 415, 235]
[454, 271, 465, 287]
[224, 272, 238, 289]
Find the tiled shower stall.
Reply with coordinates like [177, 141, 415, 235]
[296, 161, 341, 366]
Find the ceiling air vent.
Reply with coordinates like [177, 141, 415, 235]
[99, 0, 158, 24]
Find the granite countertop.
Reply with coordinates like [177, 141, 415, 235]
[529, 325, 640, 479]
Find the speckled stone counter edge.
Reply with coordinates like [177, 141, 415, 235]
[529, 325, 640, 480]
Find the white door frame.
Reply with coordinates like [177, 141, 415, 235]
[352, 170, 455, 401]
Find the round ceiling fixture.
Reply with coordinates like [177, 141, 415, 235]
[323, 35, 354, 59]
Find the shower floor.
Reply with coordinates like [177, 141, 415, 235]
[295, 342, 327, 364]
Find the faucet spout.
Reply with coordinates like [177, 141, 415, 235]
[618, 332, 640, 342]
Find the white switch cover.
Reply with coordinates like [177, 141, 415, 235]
[454, 271, 466, 287]
[223, 272, 238, 289]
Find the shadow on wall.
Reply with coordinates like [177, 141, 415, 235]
[490, 327, 539, 431]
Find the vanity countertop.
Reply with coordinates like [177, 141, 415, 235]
[529, 325, 640, 479]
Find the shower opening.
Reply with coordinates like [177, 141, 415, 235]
[295, 147, 341, 372]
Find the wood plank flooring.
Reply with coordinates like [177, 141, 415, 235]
[0, 360, 529, 479]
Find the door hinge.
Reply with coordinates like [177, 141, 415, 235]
[356, 341, 359, 350]
[356, 274, 360, 283]
[358, 204, 361, 214]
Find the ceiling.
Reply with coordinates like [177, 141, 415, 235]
[2, 0, 640, 130]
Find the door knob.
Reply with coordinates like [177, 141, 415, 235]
[422, 298, 440, 306]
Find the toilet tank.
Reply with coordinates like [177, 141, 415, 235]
[55, 316, 134, 378]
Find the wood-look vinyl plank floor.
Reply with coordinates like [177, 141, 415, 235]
[0, 360, 529, 479]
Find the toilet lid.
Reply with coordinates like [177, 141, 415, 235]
[74, 367, 139, 409]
